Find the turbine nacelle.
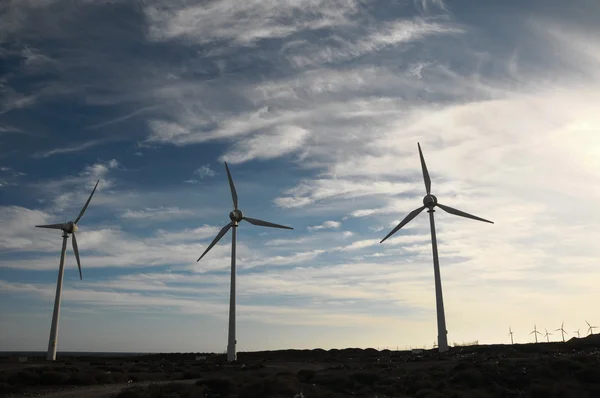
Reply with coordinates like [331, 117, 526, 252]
[423, 194, 438, 208]
[229, 209, 243, 223]
[65, 222, 78, 234]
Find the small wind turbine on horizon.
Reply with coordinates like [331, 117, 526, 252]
[530, 324, 541, 343]
[508, 326, 514, 345]
[555, 322, 568, 342]
[586, 320, 598, 335]
[544, 328, 552, 343]
[196, 162, 293, 362]
[574, 329, 581, 338]
[379, 143, 493, 353]
[35, 180, 100, 361]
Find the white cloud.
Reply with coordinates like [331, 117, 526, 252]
[287, 19, 463, 68]
[144, 0, 363, 46]
[194, 164, 216, 178]
[120, 206, 195, 221]
[307, 220, 341, 231]
[33, 139, 110, 158]
[220, 125, 311, 164]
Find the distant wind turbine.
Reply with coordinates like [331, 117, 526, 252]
[586, 320, 598, 335]
[574, 329, 581, 338]
[544, 328, 553, 343]
[35, 180, 99, 361]
[508, 326, 514, 345]
[554, 322, 568, 342]
[530, 324, 541, 343]
[380, 143, 493, 353]
[196, 162, 293, 362]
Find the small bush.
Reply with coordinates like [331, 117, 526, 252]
[196, 376, 236, 397]
[39, 371, 70, 385]
[297, 369, 315, 382]
[350, 371, 381, 386]
[0, 382, 22, 394]
[575, 366, 600, 384]
[238, 375, 299, 398]
[451, 368, 485, 388]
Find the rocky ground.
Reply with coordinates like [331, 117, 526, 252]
[1, 335, 599, 397]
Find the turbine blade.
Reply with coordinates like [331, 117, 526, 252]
[586, 320, 591, 327]
[197, 223, 232, 262]
[72, 233, 82, 280]
[35, 223, 65, 230]
[243, 217, 293, 230]
[74, 180, 100, 224]
[380, 206, 426, 243]
[437, 203, 494, 224]
[224, 162, 238, 210]
[417, 143, 431, 195]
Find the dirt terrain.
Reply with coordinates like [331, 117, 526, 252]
[1, 335, 599, 397]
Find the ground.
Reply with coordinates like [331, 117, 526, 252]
[1, 335, 599, 397]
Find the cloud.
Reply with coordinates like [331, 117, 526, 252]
[287, 18, 463, 68]
[307, 220, 341, 231]
[144, 0, 363, 46]
[120, 206, 196, 221]
[194, 164, 216, 179]
[33, 159, 120, 214]
[220, 126, 311, 164]
[32, 139, 111, 158]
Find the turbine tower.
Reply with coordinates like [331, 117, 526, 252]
[544, 328, 552, 343]
[380, 143, 493, 353]
[508, 326, 514, 345]
[574, 329, 581, 338]
[197, 163, 293, 362]
[555, 322, 568, 342]
[586, 320, 598, 335]
[35, 180, 99, 361]
[530, 324, 541, 343]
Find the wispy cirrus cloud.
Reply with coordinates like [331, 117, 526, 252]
[144, 0, 364, 46]
[120, 206, 195, 221]
[32, 138, 112, 158]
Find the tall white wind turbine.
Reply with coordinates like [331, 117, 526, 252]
[574, 328, 581, 338]
[530, 324, 541, 343]
[380, 143, 493, 353]
[555, 321, 568, 342]
[544, 328, 553, 343]
[508, 326, 514, 345]
[197, 163, 293, 362]
[586, 320, 598, 335]
[35, 180, 100, 361]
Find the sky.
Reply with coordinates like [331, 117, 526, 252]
[1, 0, 600, 353]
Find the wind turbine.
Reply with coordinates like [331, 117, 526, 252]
[197, 162, 293, 362]
[586, 320, 598, 335]
[508, 326, 514, 345]
[574, 329, 581, 338]
[530, 324, 541, 343]
[555, 322, 568, 342]
[35, 180, 100, 361]
[379, 143, 493, 353]
[544, 328, 552, 343]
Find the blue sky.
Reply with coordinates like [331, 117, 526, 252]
[1, 0, 600, 353]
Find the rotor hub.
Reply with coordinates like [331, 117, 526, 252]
[423, 194, 437, 208]
[229, 209, 243, 222]
[65, 222, 78, 234]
